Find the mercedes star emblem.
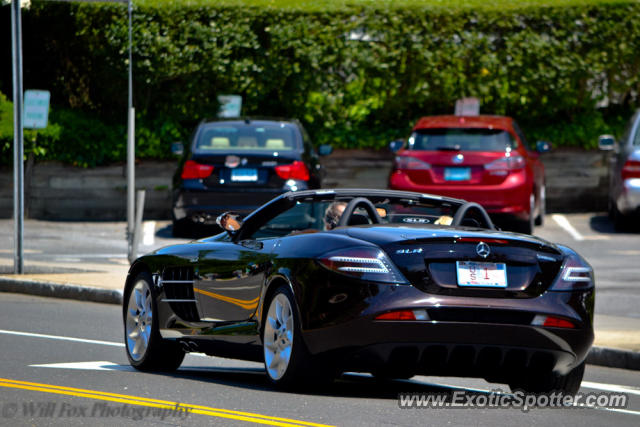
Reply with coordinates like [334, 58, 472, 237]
[476, 242, 490, 258]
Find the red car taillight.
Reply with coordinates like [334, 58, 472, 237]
[531, 315, 576, 329]
[621, 160, 640, 179]
[318, 247, 408, 284]
[181, 160, 214, 180]
[376, 309, 429, 321]
[275, 161, 310, 181]
[394, 156, 431, 170]
[485, 155, 525, 171]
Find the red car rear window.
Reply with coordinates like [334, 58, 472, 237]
[408, 128, 517, 152]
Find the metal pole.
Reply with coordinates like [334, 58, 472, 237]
[11, 0, 24, 274]
[126, 0, 135, 260]
[130, 189, 145, 263]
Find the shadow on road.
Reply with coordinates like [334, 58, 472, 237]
[589, 213, 640, 234]
[589, 214, 616, 234]
[161, 366, 502, 400]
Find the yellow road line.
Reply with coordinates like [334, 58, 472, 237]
[0, 378, 334, 427]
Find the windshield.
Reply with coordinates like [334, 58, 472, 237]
[408, 128, 517, 152]
[195, 123, 299, 153]
[250, 197, 457, 239]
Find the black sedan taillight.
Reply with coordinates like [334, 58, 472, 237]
[181, 160, 214, 180]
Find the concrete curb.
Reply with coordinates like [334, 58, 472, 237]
[1, 277, 638, 372]
[586, 346, 640, 371]
[0, 277, 123, 305]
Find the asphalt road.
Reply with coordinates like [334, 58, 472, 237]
[0, 293, 639, 426]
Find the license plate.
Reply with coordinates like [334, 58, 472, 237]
[444, 167, 471, 181]
[231, 168, 258, 182]
[456, 261, 507, 288]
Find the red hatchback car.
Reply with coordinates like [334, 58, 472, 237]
[388, 115, 549, 234]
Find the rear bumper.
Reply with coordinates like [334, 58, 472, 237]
[173, 188, 288, 224]
[304, 319, 592, 377]
[301, 282, 594, 378]
[389, 170, 532, 219]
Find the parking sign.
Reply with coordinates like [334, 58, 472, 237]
[24, 90, 50, 129]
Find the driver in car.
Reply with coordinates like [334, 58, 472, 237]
[324, 201, 347, 230]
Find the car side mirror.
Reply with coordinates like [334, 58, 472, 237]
[598, 135, 616, 151]
[389, 140, 404, 153]
[318, 144, 333, 156]
[216, 212, 243, 235]
[535, 140, 552, 153]
[171, 142, 184, 156]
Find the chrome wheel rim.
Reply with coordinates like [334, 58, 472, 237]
[125, 280, 153, 361]
[263, 293, 294, 380]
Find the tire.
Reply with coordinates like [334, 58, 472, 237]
[172, 218, 191, 238]
[612, 204, 631, 232]
[263, 286, 320, 389]
[515, 193, 536, 234]
[123, 271, 185, 371]
[509, 362, 585, 395]
[534, 185, 545, 226]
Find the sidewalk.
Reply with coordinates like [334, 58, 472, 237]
[1, 264, 639, 371]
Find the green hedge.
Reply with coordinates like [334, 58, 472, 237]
[1, 0, 639, 166]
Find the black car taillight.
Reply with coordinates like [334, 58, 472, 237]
[181, 160, 214, 179]
[549, 254, 594, 291]
[275, 161, 309, 181]
[621, 159, 640, 179]
[318, 247, 409, 284]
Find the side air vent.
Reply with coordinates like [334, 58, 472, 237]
[162, 267, 200, 322]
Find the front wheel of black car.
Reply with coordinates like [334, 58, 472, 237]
[263, 286, 315, 388]
[123, 271, 185, 371]
[509, 362, 585, 395]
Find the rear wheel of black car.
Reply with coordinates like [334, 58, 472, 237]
[123, 271, 185, 371]
[263, 286, 317, 388]
[509, 361, 585, 395]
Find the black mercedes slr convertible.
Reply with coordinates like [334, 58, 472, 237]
[123, 189, 594, 393]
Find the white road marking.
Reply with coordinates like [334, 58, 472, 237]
[0, 329, 206, 356]
[143, 221, 156, 246]
[30, 361, 134, 371]
[43, 253, 127, 259]
[552, 214, 584, 241]
[0, 329, 124, 347]
[581, 381, 640, 396]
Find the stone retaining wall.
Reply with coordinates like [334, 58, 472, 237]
[0, 149, 610, 220]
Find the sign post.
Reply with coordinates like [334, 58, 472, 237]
[11, 0, 24, 274]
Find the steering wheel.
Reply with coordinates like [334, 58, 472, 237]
[337, 197, 383, 227]
[451, 202, 495, 230]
